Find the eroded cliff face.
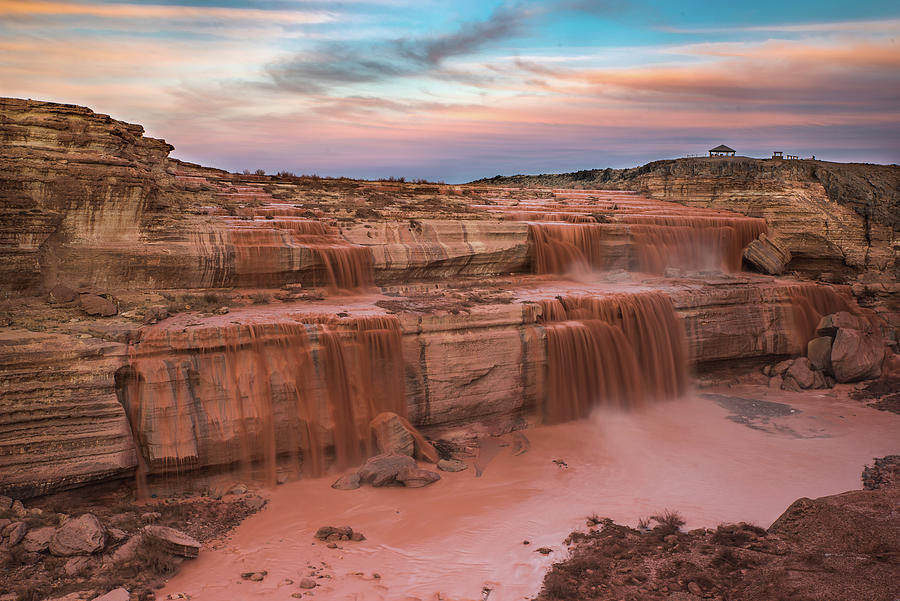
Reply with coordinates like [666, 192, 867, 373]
[474, 157, 900, 276]
[1, 99, 897, 497]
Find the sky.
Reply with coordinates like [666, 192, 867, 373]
[2, 1, 898, 182]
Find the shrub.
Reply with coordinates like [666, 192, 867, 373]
[651, 509, 685, 535]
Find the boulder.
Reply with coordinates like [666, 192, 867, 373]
[812, 370, 828, 389]
[786, 358, 816, 389]
[143, 525, 200, 558]
[437, 459, 468, 472]
[397, 466, 441, 488]
[6, 521, 26, 546]
[768, 374, 783, 389]
[369, 412, 439, 463]
[331, 472, 360, 490]
[831, 328, 885, 382]
[807, 337, 833, 373]
[50, 513, 106, 556]
[743, 233, 792, 275]
[357, 454, 416, 487]
[109, 533, 143, 564]
[0, 496, 12, 512]
[816, 312, 861, 338]
[299, 577, 317, 589]
[10, 500, 26, 518]
[772, 359, 793, 376]
[314, 526, 353, 541]
[79, 293, 117, 317]
[781, 375, 803, 392]
[370, 412, 415, 456]
[21, 526, 55, 552]
[48, 284, 78, 304]
[64, 555, 93, 577]
[92, 588, 130, 601]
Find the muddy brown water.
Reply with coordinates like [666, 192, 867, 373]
[161, 385, 899, 601]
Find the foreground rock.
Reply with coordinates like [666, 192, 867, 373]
[314, 526, 365, 542]
[50, 514, 106, 556]
[397, 466, 441, 488]
[830, 328, 885, 382]
[537, 458, 900, 601]
[353, 454, 441, 488]
[0, 489, 263, 601]
[143, 525, 201, 558]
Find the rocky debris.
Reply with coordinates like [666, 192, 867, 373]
[807, 336, 833, 372]
[4, 521, 27, 546]
[108, 533, 143, 565]
[143, 525, 201, 558]
[241, 571, 267, 581]
[49, 513, 106, 556]
[397, 466, 441, 488]
[48, 284, 78, 304]
[331, 472, 361, 490]
[768, 311, 894, 390]
[21, 526, 54, 552]
[437, 459, 468, 472]
[314, 526, 364, 542]
[784, 357, 816, 389]
[63, 555, 93, 577]
[538, 480, 900, 601]
[79, 293, 117, 317]
[831, 328, 885, 382]
[357, 453, 417, 487]
[370, 412, 415, 456]
[742, 233, 791, 275]
[91, 588, 130, 601]
[771, 359, 793, 376]
[862, 455, 900, 490]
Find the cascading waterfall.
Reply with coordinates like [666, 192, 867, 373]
[225, 216, 374, 289]
[537, 291, 688, 424]
[786, 283, 855, 350]
[118, 315, 406, 493]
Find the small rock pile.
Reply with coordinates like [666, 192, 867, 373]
[332, 453, 442, 490]
[765, 311, 892, 391]
[314, 526, 366, 543]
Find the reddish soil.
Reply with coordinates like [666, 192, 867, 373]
[536, 459, 900, 601]
[0, 482, 265, 601]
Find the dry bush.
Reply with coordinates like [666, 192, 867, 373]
[651, 509, 685, 535]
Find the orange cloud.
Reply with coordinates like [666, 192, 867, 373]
[0, 0, 333, 23]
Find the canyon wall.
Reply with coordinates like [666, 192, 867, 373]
[1, 98, 896, 498]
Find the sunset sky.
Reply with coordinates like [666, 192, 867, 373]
[2, 0, 898, 182]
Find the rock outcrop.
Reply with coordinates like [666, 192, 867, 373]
[743, 233, 791, 275]
[1, 98, 897, 497]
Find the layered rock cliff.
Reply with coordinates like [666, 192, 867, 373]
[474, 157, 900, 276]
[1, 98, 897, 498]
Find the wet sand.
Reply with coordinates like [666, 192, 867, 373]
[162, 386, 900, 601]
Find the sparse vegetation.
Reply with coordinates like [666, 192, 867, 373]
[651, 509, 686, 535]
[161, 291, 233, 315]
